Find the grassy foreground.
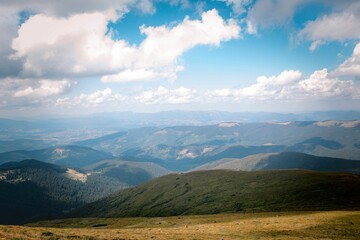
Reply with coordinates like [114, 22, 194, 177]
[0, 211, 359, 240]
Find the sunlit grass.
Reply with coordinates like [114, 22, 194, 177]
[0, 211, 359, 240]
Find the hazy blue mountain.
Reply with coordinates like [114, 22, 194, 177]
[286, 137, 344, 151]
[76, 120, 360, 170]
[194, 152, 360, 173]
[0, 139, 54, 153]
[0, 145, 113, 168]
[69, 170, 360, 218]
[2, 111, 360, 144]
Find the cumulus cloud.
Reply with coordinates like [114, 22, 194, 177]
[137, 9, 240, 67]
[0, 78, 74, 110]
[0, 0, 135, 78]
[76, 88, 113, 105]
[212, 70, 302, 100]
[56, 88, 127, 108]
[210, 69, 360, 101]
[0, 0, 197, 78]
[298, 10, 360, 50]
[245, 0, 360, 42]
[11, 9, 239, 82]
[11, 11, 119, 78]
[13, 79, 73, 98]
[135, 86, 197, 104]
[0, 78, 73, 99]
[55, 86, 197, 108]
[101, 66, 185, 83]
[52, 68, 360, 111]
[298, 69, 358, 98]
[334, 43, 360, 78]
[0, 0, 131, 17]
[246, 0, 304, 34]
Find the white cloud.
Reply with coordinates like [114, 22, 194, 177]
[298, 69, 357, 98]
[0, 0, 135, 78]
[11, 11, 119, 78]
[298, 10, 360, 48]
[76, 88, 113, 105]
[135, 86, 197, 104]
[213, 70, 302, 100]
[135, 9, 240, 68]
[210, 69, 360, 101]
[0, 77, 74, 110]
[13, 79, 73, 98]
[0, 0, 198, 77]
[246, 0, 304, 34]
[245, 0, 360, 42]
[0, 0, 131, 17]
[101, 66, 185, 83]
[55, 86, 197, 108]
[56, 88, 127, 108]
[101, 69, 158, 83]
[334, 43, 360, 78]
[11, 9, 240, 82]
[0, 78, 73, 99]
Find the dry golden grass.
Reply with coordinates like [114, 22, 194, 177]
[1, 211, 359, 240]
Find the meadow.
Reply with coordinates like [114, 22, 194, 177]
[1, 211, 359, 240]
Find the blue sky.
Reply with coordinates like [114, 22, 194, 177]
[0, 0, 360, 117]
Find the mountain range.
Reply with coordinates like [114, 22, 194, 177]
[0, 145, 113, 168]
[2, 111, 360, 143]
[75, 120, 360, 170]
[194, 152, 360, 173]
[1, 117, 360, 225]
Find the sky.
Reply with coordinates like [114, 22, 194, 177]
[1, 0, 360, 117]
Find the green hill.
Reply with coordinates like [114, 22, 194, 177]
[84, 160, 171, 185]
[69, 170, 360, 218]
[194, 152, 360, 173]
[0, 159, 127, 225]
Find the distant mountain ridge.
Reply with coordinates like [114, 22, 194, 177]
[194, 152, 360, 173]
[2, 111, 360, 143]
[0, 139, 53, 153]
[75, 120, 360, 170]
[0, 145, 113, 168]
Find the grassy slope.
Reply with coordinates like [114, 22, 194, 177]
[69, 170, 360, 218]
[84, 159, 171, 185]
[0, 211, 358, 239]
